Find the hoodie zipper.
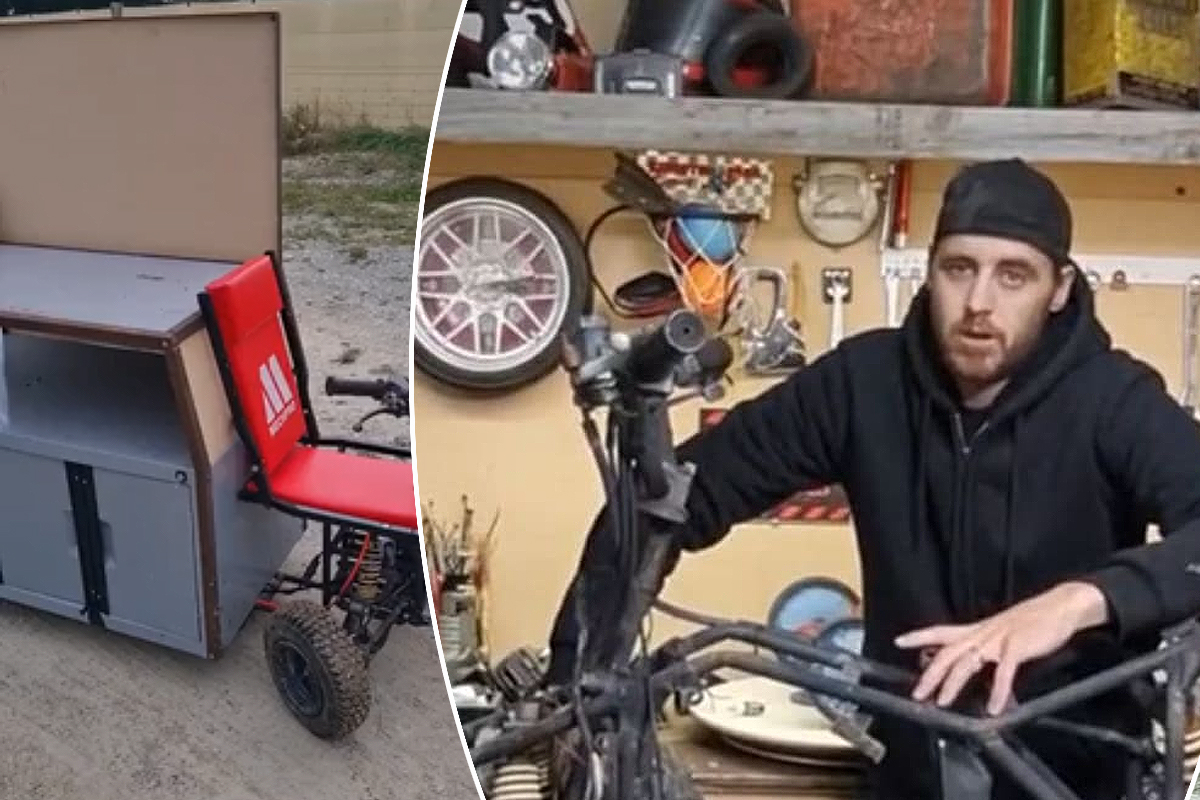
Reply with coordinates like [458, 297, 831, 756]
[953, 412, 989, 455]
[951, 412, 989, 617]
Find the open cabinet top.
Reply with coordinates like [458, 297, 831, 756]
[0, 11, 282, 263]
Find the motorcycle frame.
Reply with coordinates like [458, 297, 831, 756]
[472, 600, 1200, 800]
[466, 310, 1200, 800]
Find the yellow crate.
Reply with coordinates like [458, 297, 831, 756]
[1064, 0, 1200, 108]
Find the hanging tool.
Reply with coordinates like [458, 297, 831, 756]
[734, 266, 806, 375]
[877, 163, 897, 254]
[892, 160, 912, 250]
[893, 161, 919, 320]
[1181, 276, 1200, 416]
[879, 160, 915, 328]
[879, 161, 901, 327]
[823, 268, 851, 349]
[884, 270, 902, 327]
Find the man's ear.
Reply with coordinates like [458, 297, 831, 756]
[1049, 264, 1075, 312]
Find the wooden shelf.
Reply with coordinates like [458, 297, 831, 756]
[435, 88, 1200, 166]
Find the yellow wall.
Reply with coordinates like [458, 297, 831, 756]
[7, 0, 460, 129]
[415, 140, 1200, 661]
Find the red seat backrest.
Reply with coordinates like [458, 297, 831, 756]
[203, 254, 307, 475]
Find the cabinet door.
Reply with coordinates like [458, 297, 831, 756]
[0, 447, 85, 610]
[94, 468, 201, 645]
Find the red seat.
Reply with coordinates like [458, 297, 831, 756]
[271, 447, 418, 529]
[198, 252, 416, 533]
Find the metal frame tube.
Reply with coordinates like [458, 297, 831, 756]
[471, 628, 1200, 800]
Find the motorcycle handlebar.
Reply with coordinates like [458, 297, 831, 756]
[674, 335, 734, 389]
[623, 309, 707, 386]
[325, 376, 392, 400]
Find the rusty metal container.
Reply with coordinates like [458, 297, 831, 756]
[787, 0, 1014, 105]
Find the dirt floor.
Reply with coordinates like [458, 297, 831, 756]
[0, 133, 481, 800]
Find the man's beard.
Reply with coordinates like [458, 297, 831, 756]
[937, 318, 1037, 392]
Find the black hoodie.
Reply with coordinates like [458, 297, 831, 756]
[547, 271, 1200, 800]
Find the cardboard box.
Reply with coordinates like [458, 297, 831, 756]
[1064, 0, 1200, 108]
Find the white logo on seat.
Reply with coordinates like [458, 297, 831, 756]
[260, 354, 297, 435]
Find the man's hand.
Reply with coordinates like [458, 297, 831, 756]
[894, 581, 1110, 716]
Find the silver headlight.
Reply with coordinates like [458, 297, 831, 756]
[486, 31, 553, 91]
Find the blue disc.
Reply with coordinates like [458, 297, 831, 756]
[815, 617, 865, 655]
[766, 577, 860, 639]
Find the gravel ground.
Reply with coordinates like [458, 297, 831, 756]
[0, 145, 479, 800]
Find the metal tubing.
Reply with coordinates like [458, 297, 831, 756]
[469, 599, 1200, 795]
[676, 650, 989, 738]
[1006, 736, 1093, 800]
[1031, 717, 1154, 760]
[471, 694, 614, 765]
[1165, 653, 1187, 800]
[650, 619, 915, 687]
[321, 522, 332, 606]
[988, 638, 1193, 732]
[979, 736, 1083, 800]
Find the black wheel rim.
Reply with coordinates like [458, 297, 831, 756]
[272, 640, 325, 719]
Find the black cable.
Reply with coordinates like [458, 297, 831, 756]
[575, 409, 615, 800]
[584, 204, 635, 317]
[571, 588, 595, 800]
[652, 597, 730, 628]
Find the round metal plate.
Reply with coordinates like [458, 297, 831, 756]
[793, 159, 882, 248]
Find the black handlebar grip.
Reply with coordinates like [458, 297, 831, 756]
[325, 376, 386, 400]
[693, 336, 734, 377]
[625, 309, 707, 385]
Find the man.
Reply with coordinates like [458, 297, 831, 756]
[546, 159, 1200, 800]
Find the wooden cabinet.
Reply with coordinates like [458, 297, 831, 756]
[0, 244, 302, 658]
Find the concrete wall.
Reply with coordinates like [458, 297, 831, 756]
[261, 0, 460, 129]
[5, 0, 462, 129]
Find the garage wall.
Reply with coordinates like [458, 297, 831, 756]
[417, 142, 1200, 660]
[413, 2, 1200, 659]
[3, 0, 461, 129]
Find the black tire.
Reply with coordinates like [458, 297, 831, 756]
[415, 177, 590, 392]
[705, 11, 814, 100]
[263, 600, 371, 740]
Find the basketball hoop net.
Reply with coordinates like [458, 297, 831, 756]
[635, 150, 773, 327]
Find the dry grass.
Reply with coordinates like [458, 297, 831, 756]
[281, 102, 429, 249]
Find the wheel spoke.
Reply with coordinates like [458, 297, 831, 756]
[443, 225, 475, 255]
[428, 239, 458, 271]
[506, 318, 532, 344]
[516, 240, 547, 272]
[428, 299, 457, 328]
[514, 296, 550, 328]
[445, 313, 476, 345]
[502, 225, 534, 256]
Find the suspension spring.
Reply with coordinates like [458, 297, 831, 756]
[349, 531, 385, 602]
[487, 750, 551, 800]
